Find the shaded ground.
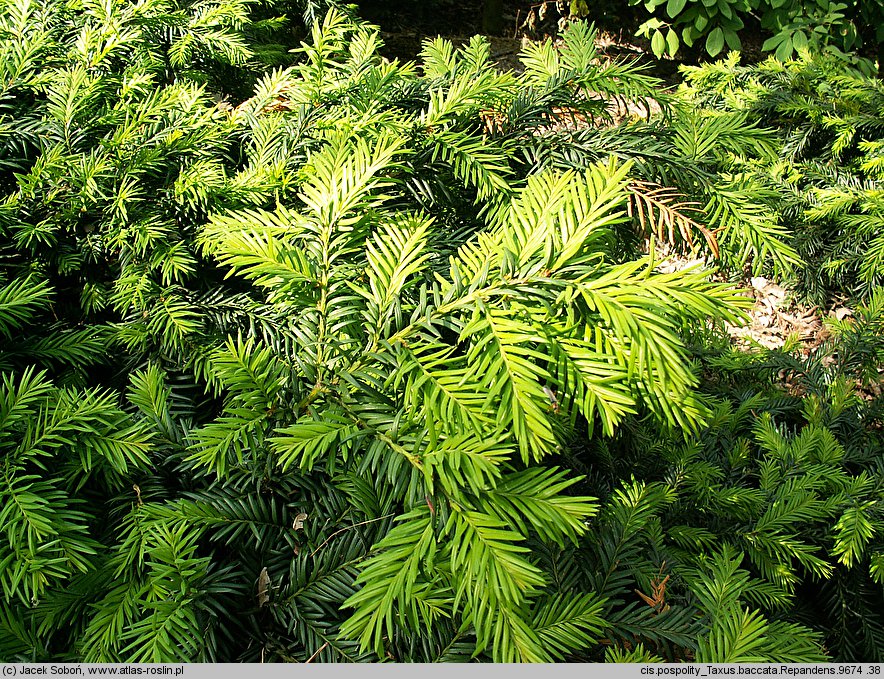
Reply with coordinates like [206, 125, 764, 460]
[658, 254, 849, 357]
[360, 0, 767, 83]
[729, 276, 840, 354]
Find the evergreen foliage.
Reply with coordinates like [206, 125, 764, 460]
[575, 290, 884, 661]
[0, 0, 881, 664]
[679, 52, 884, 303]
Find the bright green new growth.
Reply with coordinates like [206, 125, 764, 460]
[679, 52, 884, 302]
[0, 0, 881, 664]
[190, 13, 747, 657]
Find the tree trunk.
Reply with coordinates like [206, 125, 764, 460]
[482, 0, 505, 35]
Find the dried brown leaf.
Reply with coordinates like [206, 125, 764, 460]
[257, 567, 271, 608]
